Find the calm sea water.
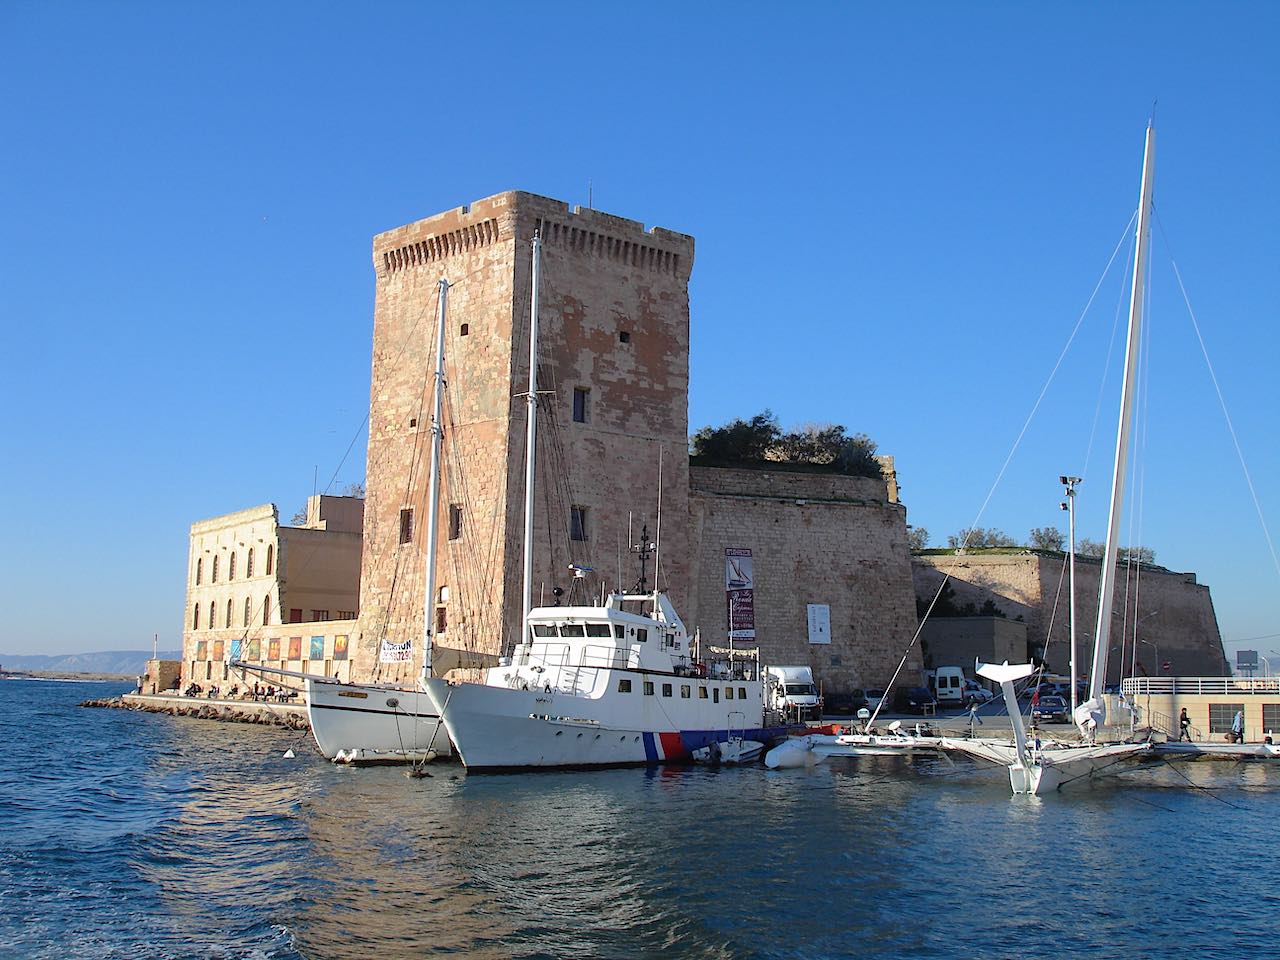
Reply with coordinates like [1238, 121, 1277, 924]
[2, 679, 1278, 960]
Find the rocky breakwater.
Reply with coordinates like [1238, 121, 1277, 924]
[82, 694, 310, 730]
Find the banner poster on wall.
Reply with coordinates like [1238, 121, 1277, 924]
[195, 640, 207, 661]
[246, 638, 260, 660]
[310, 636, 325, 661]
[267, 638, 281, 661]
[334, 635, 350, 661]
[230, 639, 242, 661]
[211, 639, 225, 661]
[806, 604, 831, 644]
[724, 547, 756, 640]
[380, 638, 413, 663]
[288, 636, 302, 661]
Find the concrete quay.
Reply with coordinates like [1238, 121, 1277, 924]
[82, 692, 309, 729]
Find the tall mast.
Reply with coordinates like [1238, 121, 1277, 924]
[421, 278, 449, 678]
[1087, 122, 1155, 701]
[520, 234, 542, 647]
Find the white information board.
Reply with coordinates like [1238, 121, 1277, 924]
[806, 603, 831, 644]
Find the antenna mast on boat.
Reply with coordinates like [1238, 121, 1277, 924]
[521, 234, 542, 647]
[654, 446, 663, 611]
[1086, 121, 1156, 703]
[421, 278, 449, 679]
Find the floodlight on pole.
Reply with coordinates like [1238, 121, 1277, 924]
[1060, 476, 1082, 713]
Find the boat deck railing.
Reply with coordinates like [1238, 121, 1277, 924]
[1123, 676, 1280, 697]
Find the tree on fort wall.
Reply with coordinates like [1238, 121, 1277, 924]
[689, 409, 884, 480]
[1029, 526, 1066, 551]
[906, 526, 930, 551]
[946, 527, 1017, 549]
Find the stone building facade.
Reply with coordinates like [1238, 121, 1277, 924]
[688, 465, 921, 694]
[355, 191, 694, 686]
[181, 495, 363, 686]
[912, 551, 1229, 684]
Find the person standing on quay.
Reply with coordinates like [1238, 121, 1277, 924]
[1231, 709, 1245, 744]
[1178, 707, 1192, 742]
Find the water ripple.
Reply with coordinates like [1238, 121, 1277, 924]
[3, 680, 1280, 959]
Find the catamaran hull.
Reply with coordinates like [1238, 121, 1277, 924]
[423, 677, 782, 771]
[306, 678, 452, 763]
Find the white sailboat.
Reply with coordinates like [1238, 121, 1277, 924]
[938, 122, 1161, 794]
[422, 234, 787, 770]
[300, 278, 455, 764]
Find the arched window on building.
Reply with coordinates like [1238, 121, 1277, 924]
[209, 601, 216, 630]
[196, 558, 203, 585]
[212, 555, 220, 583]
[226, 598, 233, 628]
[193, 604, 200, 630]
[265, 545, 274, 576]
[246, 548, 254, 578]
[229, 552, 237, 581]
[262, 595, 270, 626]
[243, 597, 251, 627]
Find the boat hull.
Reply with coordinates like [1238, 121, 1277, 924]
[306, 677, 452, 763]
[423, 677, 782, 771]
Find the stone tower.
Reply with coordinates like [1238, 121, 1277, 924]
[354, 192, 695, 685]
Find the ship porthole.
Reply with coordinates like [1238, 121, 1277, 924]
[555, 731, 563, 736]
[576, 732, 583, 738]
[620, 736, 626, 742]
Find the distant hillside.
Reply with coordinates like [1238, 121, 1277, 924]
[0, 650, 182, 677]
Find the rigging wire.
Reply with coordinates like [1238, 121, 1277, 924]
[867, 214, 1143, 725]
[1157, 212, 1280, 584]
[1082, 214, 1139, 480]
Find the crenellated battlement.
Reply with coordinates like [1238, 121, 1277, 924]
[373, 191, 693, 278]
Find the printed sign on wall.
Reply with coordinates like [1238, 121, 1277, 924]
[380, 639, 413, 663]
[267, 638, 281, 662]
[310, 636, 325, 661]
[288, 636, 302, 661]
[195, 640, 207, 661]
[211, 639, 224, 661]
[334, 635, 349, 661]
[806, 604, 831, 644]
[230, 639, 242, 661]
[725, 548, 756, 640]
[246, 638, 260, 661]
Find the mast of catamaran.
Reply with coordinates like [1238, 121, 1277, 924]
[1085, 121, 1156, 705]
[421, 278, 449, 679]
[521, 234, 542, 646]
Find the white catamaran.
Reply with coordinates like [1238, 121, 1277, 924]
[938, 122, 1161, 794]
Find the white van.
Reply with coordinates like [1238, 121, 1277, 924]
[766, 666, 823, 721]
[929, 666, 967, 708]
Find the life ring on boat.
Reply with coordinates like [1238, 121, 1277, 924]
[694, 663, 707, 678]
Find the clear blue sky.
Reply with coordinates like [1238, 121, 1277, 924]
[3, 2, 1277, 662]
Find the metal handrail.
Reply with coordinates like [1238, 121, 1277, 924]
[1122, 676, 1280, 697]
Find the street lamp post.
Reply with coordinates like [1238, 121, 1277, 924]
[1138, 637, 1159, 679]
[1060, 475, 1082, 715]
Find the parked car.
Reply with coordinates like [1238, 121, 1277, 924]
[825, 689, 869, 716]
[1032, 695, 1070, 724]
[894, 686, 938, 714]
[963, 680, 994, 706]
[865, 689, 887, 711]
